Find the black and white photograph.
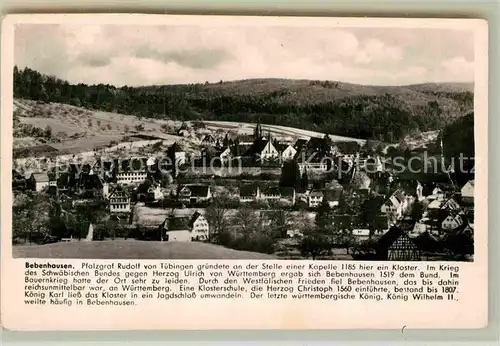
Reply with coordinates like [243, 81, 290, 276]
[11, 19, 476, 261]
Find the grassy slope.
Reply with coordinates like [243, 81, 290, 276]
[13, 98, 182, 149]
[13, 239, 277, 259]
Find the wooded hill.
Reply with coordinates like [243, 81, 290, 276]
[14, 66, 474, 142]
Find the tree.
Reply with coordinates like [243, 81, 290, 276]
[410, 200, 424, 222]
[321, 134, 333, 155]
[269, 210, 288, 239]
[300, 169, 309, 192]
[444, 230, 474, 260]
[74, 207, 91, 240]
[43, 125, 52, 139]
[102, 217, 119, 239]
[205, 195, 230, 243]
[24, 193, 51, 243]
[315, 199, 333, 231]
[331, 215, 354, 254]
[160, 172, 174, 187]
[12, 209, 28, 243]
[222, 133, 230, 147]
[361, 196, 381, 238]
[236, 208, 258, 242]
[135, 124, 145, 131]
[253, 123, 262, 139]
[299, 231, 329, 260]
[279, 160, 301, 189]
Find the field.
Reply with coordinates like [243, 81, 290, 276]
[203, 121, 366, 144]
[13, 99, 183, 150]
[13, 239, 276, 259]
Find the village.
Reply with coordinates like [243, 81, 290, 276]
[12, 121, 475, 261]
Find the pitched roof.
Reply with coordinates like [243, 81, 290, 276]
[230, 144, 251, 157]
[79, 173, 103, 190]
[188, 211, 204, 228]
[243, 139, 271, 157]
[275, 143, 293, 153]
[109, 185, 130, 198]
[201, 134, 216, 143]
[378, 226, 407, 250]
[309, 190, 323, 197]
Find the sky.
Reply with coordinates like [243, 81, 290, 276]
[14, 24, 475, 87]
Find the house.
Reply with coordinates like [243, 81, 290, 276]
[428, 197, 461, 211]
[108, 186, 131, 213]
[178, 184, 212, 204]
[307, 190, 323, 208]
[297, 155, 330, 173]
[28, 173, 50, 192]
[244, 139, 279, 162]
[260, 185, 281, 201]
[161, 216, 192, 242]
[77, 172, 104, 197]
[431, 186, 444, 198]
[239, 185, 261, 202]
[377, 226, 421, 261]
[188, 211, 210, 241]
[148, 184, 163, 201]
[441, 197, 461, 211]
[381, 190, 408, 219]
[200, 134, 216, 146]
[276, 143, 297, 162]
[217, 146, 232, 161]
[461, 180, 474, 204]
[441, 213, 464, 231]
[116, 157, 148, 185]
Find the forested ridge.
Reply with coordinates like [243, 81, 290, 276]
[14, 66, 474, 142]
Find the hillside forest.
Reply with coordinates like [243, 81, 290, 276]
[13, 66, 474, 143]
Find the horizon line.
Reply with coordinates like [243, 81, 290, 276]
[14, 65, 474, 89]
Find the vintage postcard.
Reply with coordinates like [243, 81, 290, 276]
[1, 14, 488, 331]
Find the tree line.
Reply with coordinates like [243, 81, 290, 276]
[14, 66, 473, 142]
